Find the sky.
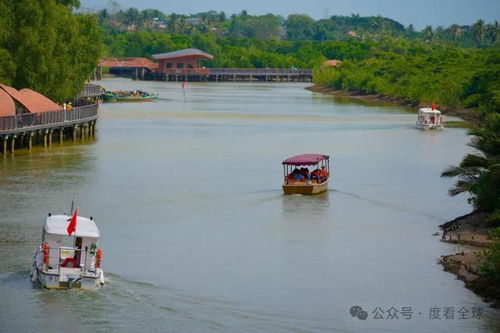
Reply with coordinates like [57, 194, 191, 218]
[81, 0, 500, 29]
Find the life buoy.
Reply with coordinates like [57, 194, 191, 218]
[43, 243, 49, 264]
[96, 248, 103, 268]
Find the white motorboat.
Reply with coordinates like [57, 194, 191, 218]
[31, 212, 105, 290]
[416, 107, 444, 130]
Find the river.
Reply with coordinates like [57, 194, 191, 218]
[1, 78, 499, 332]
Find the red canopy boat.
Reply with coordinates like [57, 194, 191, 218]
[282, 154, 330, 195]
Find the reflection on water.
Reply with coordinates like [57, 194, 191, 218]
[0, 78, 499, 332]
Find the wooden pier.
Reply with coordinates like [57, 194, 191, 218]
[0, 84, 101, 155]
[128, 68, 312, 82]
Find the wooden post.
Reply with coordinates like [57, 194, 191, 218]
[60, 128, 64, 144]
[43, 131, 47, 147]
[80, 124, 85, 140]
[28, 133, 33, 150]
[72, 126, 77, 141]
[10, 136, 15, 153]
[2, 136, 7, 155]
[48, 130, 53, 146]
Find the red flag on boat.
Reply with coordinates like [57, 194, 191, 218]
[431, 102, 436, 110]
[67, 209, 77, 236]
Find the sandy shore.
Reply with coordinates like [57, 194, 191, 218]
[306, 85, 482, 124]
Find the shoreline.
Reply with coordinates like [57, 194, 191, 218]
[439, 212, 500, 307]
[306, 85, 481, 124]
[308, 84, 499, 307]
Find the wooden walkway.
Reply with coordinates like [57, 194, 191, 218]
[0, 84, 101, 154]
[137, 68, 312, 82]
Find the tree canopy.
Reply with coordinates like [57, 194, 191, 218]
[0, 0, 101, 102]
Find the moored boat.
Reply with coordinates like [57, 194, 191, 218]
[282, 154, 330, 195]
[101, 90, 158, 102]
[30, 210, 105, 290]
[416, 104, 444, 130]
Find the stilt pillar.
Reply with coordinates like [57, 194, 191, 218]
[60, 128, 64, 144]
[10, 136, 15, 153]
[72, 126, 77, 141]
[28, 133, 33, 150]
[43, 131, 47, 147]
[2, 136, 7, 155]
[48, 130, 53, 146]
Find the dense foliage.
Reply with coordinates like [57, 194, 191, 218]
[94, 6, 499, 47]
[103, 31, 380, 69]
[0, 0, 101, 102]
[314, 42, 500, 109]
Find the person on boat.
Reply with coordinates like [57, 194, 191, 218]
[293, 171, 305, 182]
[299, 168, 310, 180]
[67, 102, 73, 111]
[311, 168, 320, 182]
[320, 166, 329, 180]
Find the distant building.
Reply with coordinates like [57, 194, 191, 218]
[186, 17, 202, 25]
[347, 30, 357, 38]
[323, 60, 342, 68]
[152, 48, 213, 74]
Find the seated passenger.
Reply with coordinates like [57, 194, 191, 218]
[294, 172, 305, 182]
[320, 166, 329, 180]
[311, 169, 320, 182]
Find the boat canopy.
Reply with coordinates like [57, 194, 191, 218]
[282, 154, 329, 166]
[418, 107, 441, 114]
[44, 214, 100, 238]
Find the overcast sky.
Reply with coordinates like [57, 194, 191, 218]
[81, 0, 500, 29]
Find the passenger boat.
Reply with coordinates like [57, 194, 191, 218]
[30, 211, 105, 290]
[416, 104, 444, 130]
[101, 90, 158, 102]
[282, 154, 330, 195]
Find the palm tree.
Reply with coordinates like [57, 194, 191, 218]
[442, 114, 500, 213]
[422, 25, 435, 42]
[487, 21, 500, 44]
[472, 19, 485, 46]
[169, 13, 178, 33]
[450, 24, 462, 42]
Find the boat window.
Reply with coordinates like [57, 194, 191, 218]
[60, 236, 75, 248]
[166, 62, 173, 68]
[176, 63, 184, 69]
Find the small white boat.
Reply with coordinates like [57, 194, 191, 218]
[31, 212, 105, 290]
[416, 107, 444, 130]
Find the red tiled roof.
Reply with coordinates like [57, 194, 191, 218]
[19, 89, 63, 113]
[98, 57, 159, 70]
[323, 60, 342, 67]
[0, 84, 62, 113]
[0, 88, 15, 117]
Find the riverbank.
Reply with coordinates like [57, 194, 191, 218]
[306, 85, 481, 124]
[439, 212, 500, 308]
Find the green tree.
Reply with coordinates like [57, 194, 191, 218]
[472, 19, 486, 46]
[441, 114, 500, 214]
[0, 0, 101, 102]
[285, 14, 315, 40]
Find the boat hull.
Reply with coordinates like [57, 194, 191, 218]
[282, 179, 329, 195]
[31, 263, 104, 290]
[416, 122, 444, 130]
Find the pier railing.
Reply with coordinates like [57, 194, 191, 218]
[209, 68, 312, 76]
[160, 68, 210, 75]
[0, 103, 98, 134]
[157, 68, 312, 76]
[78, 84, 101, 98]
